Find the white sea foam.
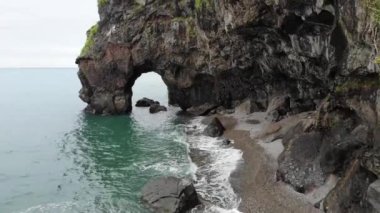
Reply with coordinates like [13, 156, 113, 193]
[186, 117, 243, 213]
[17, 201, 81, 213]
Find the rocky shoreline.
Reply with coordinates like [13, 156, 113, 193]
[75, 0, 380, 212]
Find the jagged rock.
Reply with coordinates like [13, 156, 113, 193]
[235, 99, 255, 114]
[362, 148, 380, 178]
[367, 180, 380, 212]
[266, 96, 291, 121]
[149, 104, 167, 114]
[187, 103, 217, 116]
[136, 98, 159, 107]
[203, 117, 225, 137]
[76, 0, 379, 115]
[323, 160, 377, 213]
[141, 177, 200, 213]
[277, 126, 325, 193]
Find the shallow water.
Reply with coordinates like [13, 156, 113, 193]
[0, 69, 193, 212]
[0, 68, 241, 213]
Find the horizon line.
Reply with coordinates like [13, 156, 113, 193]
[0, 66, 78, 69]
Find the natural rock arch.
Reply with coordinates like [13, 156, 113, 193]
[76, 0, 379, 115]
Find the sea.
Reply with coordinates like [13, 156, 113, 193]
[0, 68, 242, 213]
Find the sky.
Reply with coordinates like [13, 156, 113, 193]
[0, 0, 99, 68]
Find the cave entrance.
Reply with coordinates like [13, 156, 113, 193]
[131, 72, 168, 109]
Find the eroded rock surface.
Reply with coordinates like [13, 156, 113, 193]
[76, 1, 380, 212]
[141, 177, 200, 213]
[76, 0, 379, 115]
[203, 117, 225, 137]
[136, 97, 159, 107]
[149, 104, 167, 113]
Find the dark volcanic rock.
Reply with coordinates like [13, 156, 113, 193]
[75, 1, 380, 211]
[149, 104, 167, 114]
[141, 177, 200, 213]
[323, 160, 377, 213]
[136, 97, 159, 107]
[277, 126, 325, 193]
[203, 117, 225, 137]
[76, 0, 379, 115]
[187, 103, 217, 116]
[266, 96, 290, 122]
[367, 180, 380, 211]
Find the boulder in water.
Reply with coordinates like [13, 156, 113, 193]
[203, 117, 225, 137]
[141, 177, 200, 213]
[136, 97, 159, 107]
[149, 104, 167, 114]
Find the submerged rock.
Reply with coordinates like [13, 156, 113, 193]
[141, 177, 200, 213]
[136, 98, 159, 107]
[149, 104, 167, 114]
[203, 117, 225, 137]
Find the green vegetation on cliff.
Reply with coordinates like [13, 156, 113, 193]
[335, 77, 380, 94]
[195, 0, 210, 10]
[98, 0, 109, 8]
[80, 24, 99, 57]
[366, 0, 380, 23]
[365, 0, 380, 63]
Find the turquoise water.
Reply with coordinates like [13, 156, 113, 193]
[0, 68, 193, 212]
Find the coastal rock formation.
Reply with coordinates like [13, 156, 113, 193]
[367, 180, 380, 211]
[141, 177, 200, 213]
[76, 0, 379, 115]
[149, 104, 167, 113]
[203, 117, 225, 137]
[136, 97, 159, 107]
[76, 0, 380, 212]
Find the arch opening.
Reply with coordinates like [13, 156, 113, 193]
[131, 71, 169, 110]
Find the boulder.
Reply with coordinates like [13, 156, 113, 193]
[149, 104, 167, 114]
[362, 148, 380, 178]
[141, 177, 200, 213]
[222, 138, 232, 146]
[323, 160, 377, 213]
[203, 117, 225, 137]
[266, 96, 290, 122]
[136, 97, 159, 107]
[367, 179, 380, 212]
[277, 128, 325, 193]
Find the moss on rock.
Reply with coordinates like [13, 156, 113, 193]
[98, 0, 109, 8]
[195, 0, 210, 10]
[335, 77, 380, 94]
[80, 24, 99, 57]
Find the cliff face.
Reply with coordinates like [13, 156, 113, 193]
[76, 0, 380, 211]
[76, 0, 379, 115]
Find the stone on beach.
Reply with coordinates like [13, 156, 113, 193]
[141, 177, 200, 213]
[203, 117, 225, 137]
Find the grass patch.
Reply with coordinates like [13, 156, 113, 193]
[195, 0, 210, 10]
[335, 77, 380, 94]
[375, 56, 380, 64]
[98, 0, 109, 8]
[80, 24, 99, 57]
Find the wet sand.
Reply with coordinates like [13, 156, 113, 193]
[218, 112, 321, 213]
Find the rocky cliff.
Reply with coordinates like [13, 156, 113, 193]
[76, 0, 379, 115]
[76, 0, 380, 212]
